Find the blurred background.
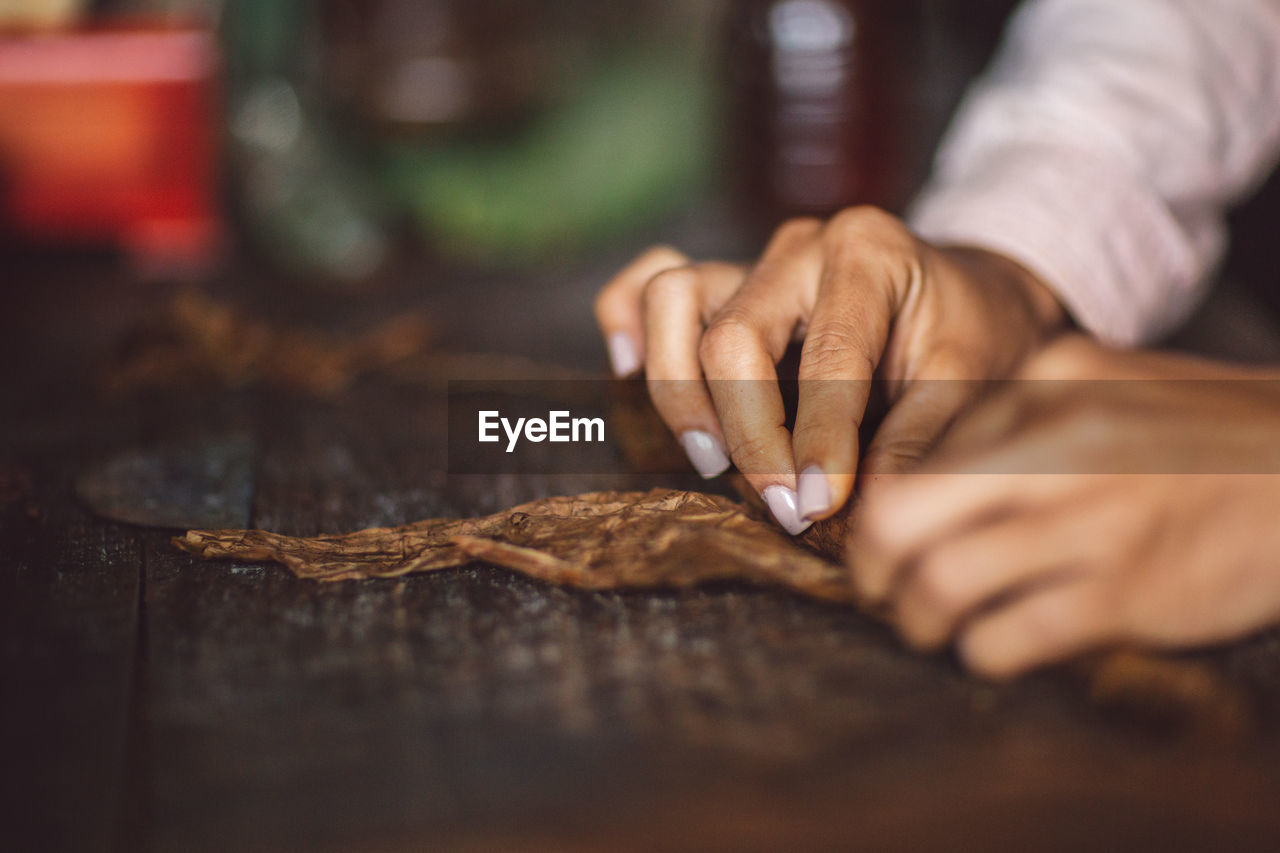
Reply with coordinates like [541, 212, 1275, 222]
[0, 0, 1034, 287]
[3, 0, 1279, 356]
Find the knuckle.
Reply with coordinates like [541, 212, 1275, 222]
[639, 244, 685, 267]
[897, 611, 946, 652]
[957, 623, 1026, 681]
[769, 217, 824, 249]
[642, 266, 698, 308]
[960, 640, 1018, 682]
[827, 205, 911, 245]
[909, 556, 968, 618]
[699, 316, 758, 369]
[921, 342, 985, 381]
[861, 440, 935, 476]
[1021, 336, 1102, 380]
[802, 325, 874, 378]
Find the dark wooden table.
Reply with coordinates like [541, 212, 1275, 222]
[7, 235, 1280, 853]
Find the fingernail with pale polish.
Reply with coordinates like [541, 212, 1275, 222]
[680, 431, 731, 479]
[763, 485, 812, 536]
[607, 332, 641, 377]
[797, 466, 832, 521]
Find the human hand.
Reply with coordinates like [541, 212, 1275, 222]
[594, 207, 1065, 534]
[850, 336, 1280, 679]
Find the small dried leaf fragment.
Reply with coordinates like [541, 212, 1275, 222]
[103, 288, 432, 397]
[1080, 650, 1255, 744]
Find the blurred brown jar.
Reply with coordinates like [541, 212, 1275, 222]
[726, 0, 914, 240]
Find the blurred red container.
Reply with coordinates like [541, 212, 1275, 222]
[0, 23, 220, 273]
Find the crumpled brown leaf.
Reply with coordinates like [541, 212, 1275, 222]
[102, 288, 432, 397]
[173, 487, 1254, 742]
[173, 489, 857, 603]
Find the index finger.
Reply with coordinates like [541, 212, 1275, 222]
[791, 211, 916, 522]
[700, 219, 823, 533]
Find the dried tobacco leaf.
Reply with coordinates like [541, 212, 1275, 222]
[102, 288, 432, 397]
[173, 489, 856, 602]
[174, 486, 1254, 741]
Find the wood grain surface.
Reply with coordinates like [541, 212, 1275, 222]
[7, 247, 1280, 852]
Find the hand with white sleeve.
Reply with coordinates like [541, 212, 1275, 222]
[594, 0, 1280, 535]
